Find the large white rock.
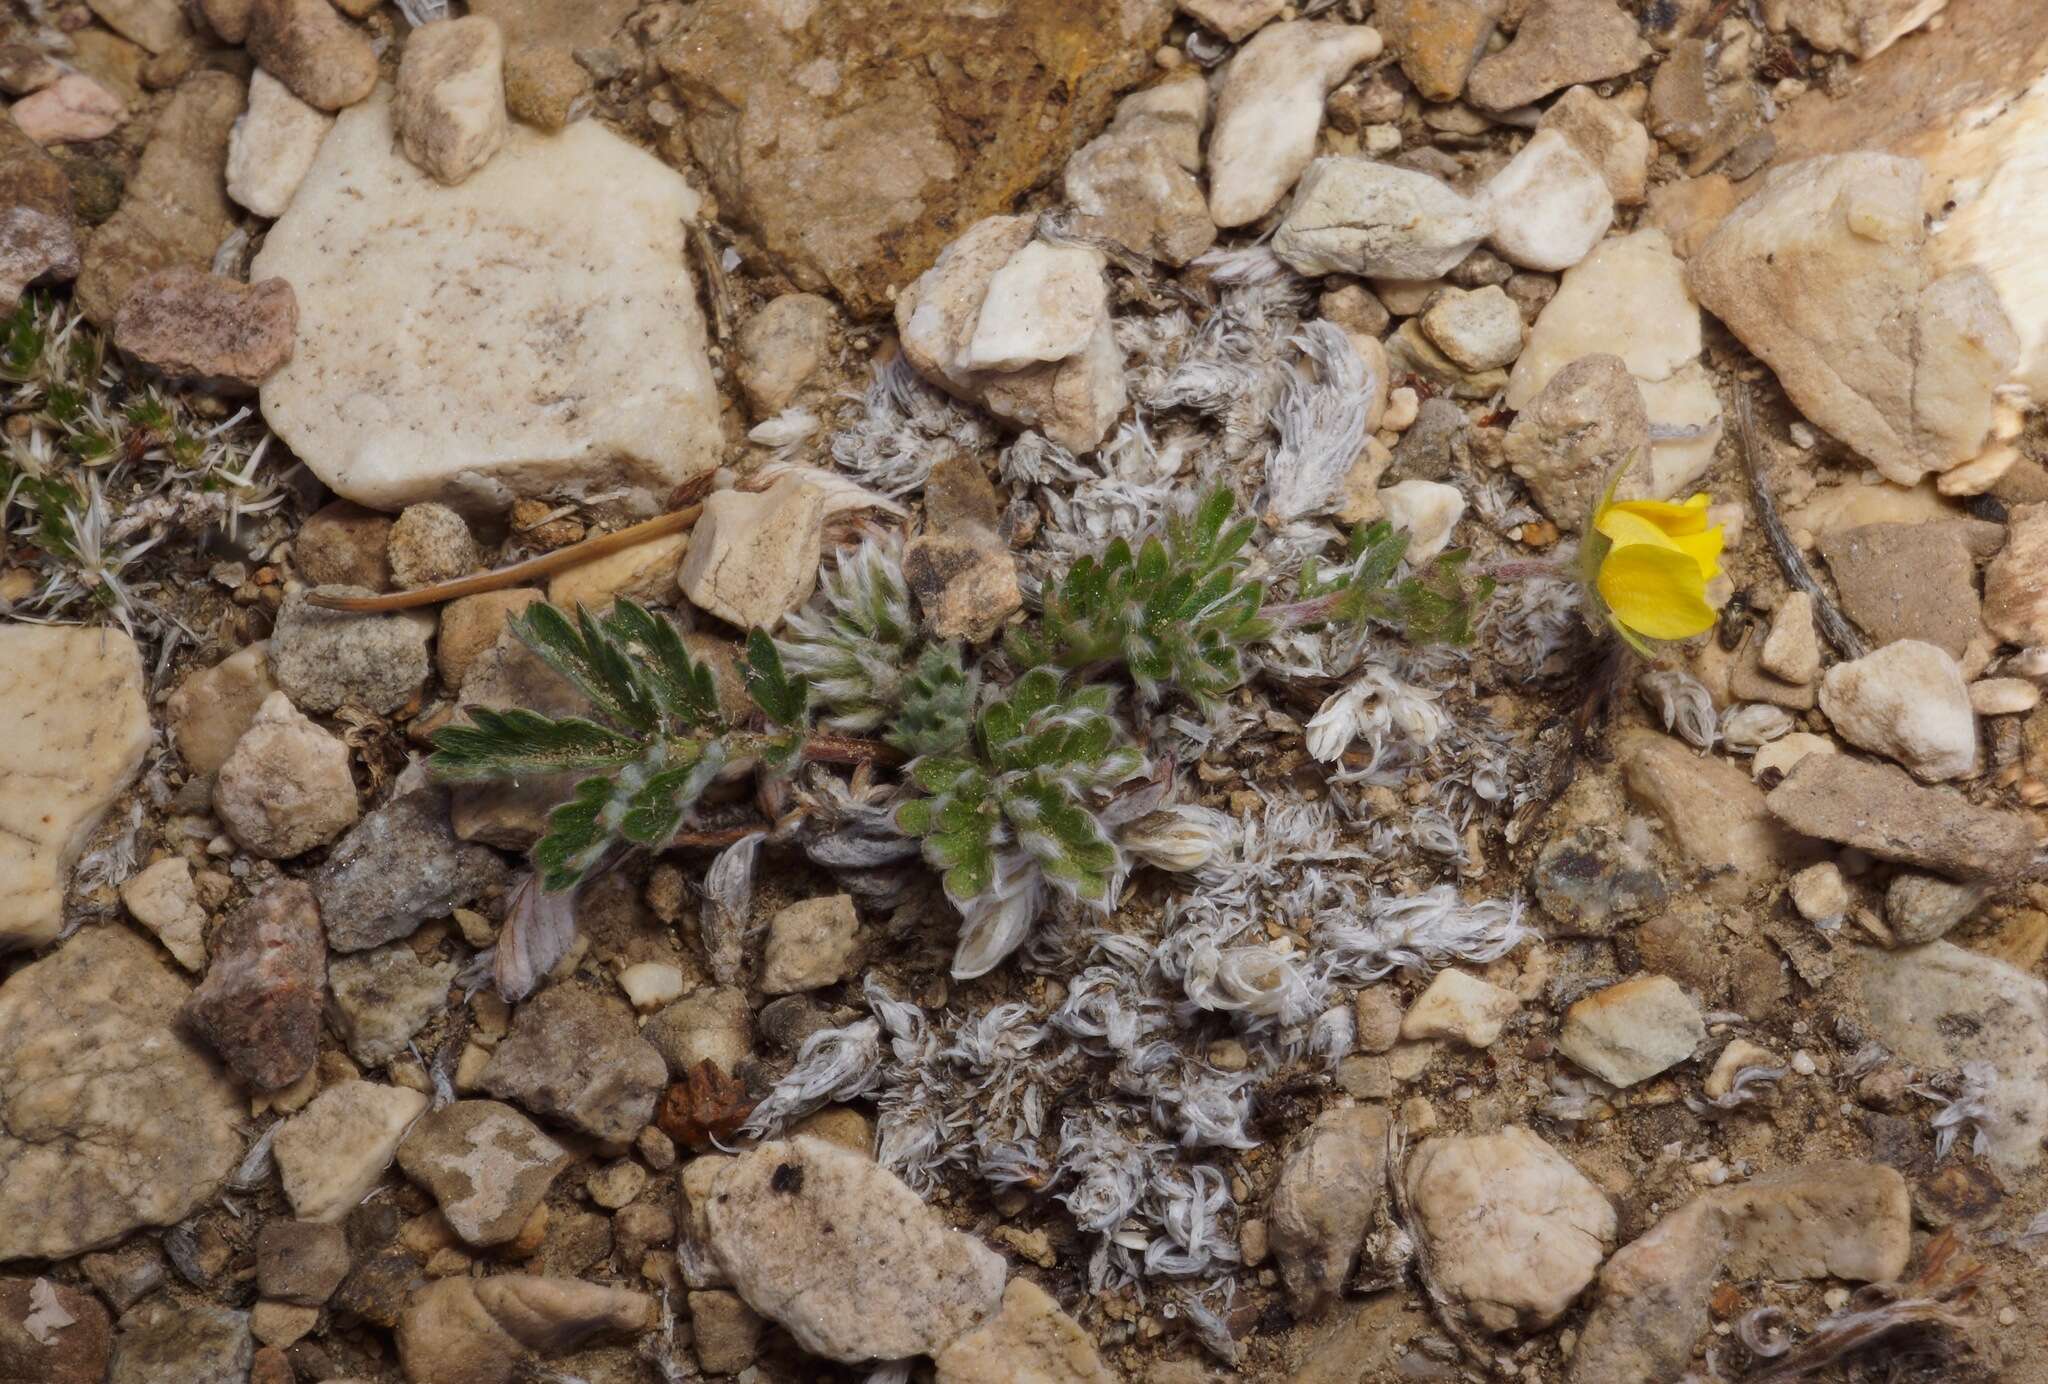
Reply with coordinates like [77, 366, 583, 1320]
[252, 86, 720, 514]
[1207, 21, 1383, 228]
[1818, 638, 1977, 781]
[1508, 229, 1722, 500]
[0, 626, 152, 950]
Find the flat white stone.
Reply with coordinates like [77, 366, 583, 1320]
[253, 86, 719, 514]
[1484, 129, 1613, 273]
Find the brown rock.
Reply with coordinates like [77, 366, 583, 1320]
[1176, 0, 1284, 41]
[1539, 84, 1651, 205]
[1618, 728, 1820, 900]
[905, 531, 1023, 643]
[295, 500, 395, 590]
[478, 984, 668, 1146]
[1985, 501, 2048, 646]
[199, 0, 254, 42]
[1764, 752, 2035, 880]
[502, 43, 591, 131]
[658, 0, 1170, 318]
[0, 117, 80, 305]
[184, 879, 327, 1089]
[249, 0, 379, 112]
[1465, 0, 1647, 111]
[438, 589, 543, 687]
[0, 44, 63, 96]
[1373, 0, 1500, 103]
[688, 1289, 762, 1375]
[257, 1219, 351, 1305]
[1817, 519, 1998, 657]
[396, 1276, 654, 1384]
[0, 1276, 111, 1384]
[1646, 38, 1765, 173]
[115, 267, 296, 392]
[75, 71, 244, 324]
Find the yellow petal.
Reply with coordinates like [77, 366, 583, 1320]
[1595, 507, 1684, 553]
[1668, 523, 1725, 582]
[1602, 494, 1712, 538]
[1597, 543, 1718, 641]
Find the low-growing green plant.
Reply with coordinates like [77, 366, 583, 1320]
[429, 490, 1491, 977]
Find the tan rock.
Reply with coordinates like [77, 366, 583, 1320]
[0, 927, 243, 1260]
[86, 0, 190, 54]
[705, 1137, 1005, 1362]
[227, 69, 333, 218]
[1177, 0, 1285, 41]
[166, 641, 280, 775]
[397, 17, 508, 185]
[1766, 752, 2034, 881]
[689, 1289, 762, 1375]
[1759, 591, 1821, 684]
[1774, 0, 1946, 57]
[438, 589, 542, 687]
[1538, 84, 1650, 205]
[1618, 727, 1819, 900]
[214, 691, 360, 858]
[252, 87, 721, 512]
[760, 895, 860, 995]
[1062, 74, 1215, 268]
[274, 1080, 430, 1222]
[1986, 501, 2048, 646]
[120, 858, 209, 971]
[905, 531, 1024, 642]
[546, 533, 688, 613]
[1399, 969, 1519, 1047]
[934, 1278, 1115, 1383]
[114, 268, 297, 391]
[1270, 1105, 1390, 1317]
[1556, 974, 1705, 1087]
[677, 478, 825, 630]
[0, 626, 152, 949]
[1404, 1127, 1614, 1332]
[396, 1276, 654, 1384]
[735, 293, 835, 418]
[1466, 0, 1648, 111]
[1372, 0, 1499, 102]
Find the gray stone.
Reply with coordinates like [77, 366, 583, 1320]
[1854, 942, 2048, 1171]
[397, 1099, 571, 1246]
[1530, 823, 1668, 935]
[387, 502, 481, 591]
[328, 942, 457, 1066]
[705, 1136, 1005, 1362]
[314, 772, 508, 952]
[1273, 157, 1490, 280]
[1884, 871, 1988, 944]
[183, 880, 327, 1090]
[269, 586, 434, 715]
[1419, 284, 1524, 373]
[108, 1300, 251, 1384]
[0, 928, 241, 1260]
[1270, 1105, 1390, 1318]
[1765, 753, 2034, 881]
[480, 984, 668, 1146]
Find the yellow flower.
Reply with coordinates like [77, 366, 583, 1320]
[1581, 491, 1725, 650]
